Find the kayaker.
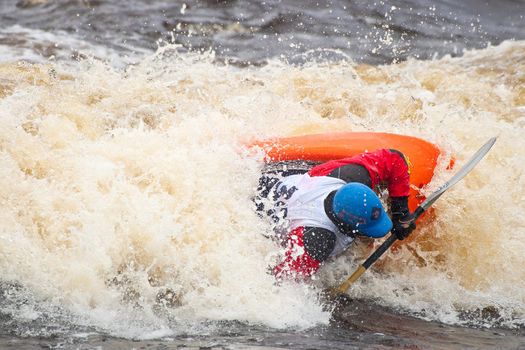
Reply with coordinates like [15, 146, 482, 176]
[256, 149, 416, 281]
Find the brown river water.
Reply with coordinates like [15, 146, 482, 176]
[0, 1, 524, 349]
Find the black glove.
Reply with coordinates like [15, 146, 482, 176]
[391, 212, 416, 240]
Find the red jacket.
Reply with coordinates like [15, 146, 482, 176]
[308, 149, 410, 197]
[273, 149, 410, 281]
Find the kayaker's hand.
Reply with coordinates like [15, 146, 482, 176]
[391, 212, 416, 240]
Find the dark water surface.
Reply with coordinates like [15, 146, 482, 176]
[1, 0, 524, 64]
[1, 298, 524, 350]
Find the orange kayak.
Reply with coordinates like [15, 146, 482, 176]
[251, 132, 453, 211]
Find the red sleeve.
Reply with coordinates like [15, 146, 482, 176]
[273, 226, 321, 281]
[308, 149, 410, 197]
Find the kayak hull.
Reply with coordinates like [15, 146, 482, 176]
[252, 132, 451, 211]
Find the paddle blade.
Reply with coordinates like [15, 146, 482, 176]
[418, 137, 497, 213]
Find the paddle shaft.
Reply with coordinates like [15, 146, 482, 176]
[335, 137, 497, 295]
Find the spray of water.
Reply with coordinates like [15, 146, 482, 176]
[0, 40, 524, 336]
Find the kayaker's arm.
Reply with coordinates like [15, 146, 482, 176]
[273, 226, 336, 281]
[309, 149, 411, 198]
[310, 149, 415, 240]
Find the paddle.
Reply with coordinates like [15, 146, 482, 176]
[334, 137, 498, 295]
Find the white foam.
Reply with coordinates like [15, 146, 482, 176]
[0, 40, 524, 336]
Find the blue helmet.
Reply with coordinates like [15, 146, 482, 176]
[332, 183, 392, 238]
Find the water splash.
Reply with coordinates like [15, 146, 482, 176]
[0, 41, 524, 337]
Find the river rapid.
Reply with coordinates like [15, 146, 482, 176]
[0, 1, 524, 349]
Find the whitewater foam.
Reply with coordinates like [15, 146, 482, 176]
[0, 41, 524, 336]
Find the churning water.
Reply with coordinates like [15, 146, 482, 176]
[0, 1, 524, 349]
